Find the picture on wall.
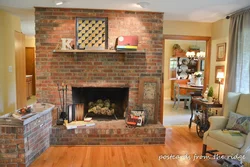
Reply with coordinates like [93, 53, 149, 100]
[76, 17, 108, 50]
[215, 66, 225, 84]
[216, 43, 226, 61]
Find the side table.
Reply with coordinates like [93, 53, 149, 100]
[189, 97, 222, 138]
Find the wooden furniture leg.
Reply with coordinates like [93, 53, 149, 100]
[189, 100, 194, 128]
[202, 144, 207, 156]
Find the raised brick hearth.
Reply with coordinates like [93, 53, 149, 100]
[51, 120, 166, 145]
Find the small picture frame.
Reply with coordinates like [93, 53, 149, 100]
[215, 66, 224, 84]
[216, 43, 226, 61]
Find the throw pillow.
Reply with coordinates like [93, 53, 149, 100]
[226, 111, 243, 129]
[231, 117, 250, 134]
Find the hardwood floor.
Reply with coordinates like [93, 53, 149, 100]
[30, 126, 220, 167]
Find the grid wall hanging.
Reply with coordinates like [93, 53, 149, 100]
[76, 17, 108, 50]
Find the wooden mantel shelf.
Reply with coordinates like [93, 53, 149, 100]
[53, 49, 145, 54]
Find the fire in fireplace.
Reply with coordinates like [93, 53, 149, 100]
[72, 87, 129, 119]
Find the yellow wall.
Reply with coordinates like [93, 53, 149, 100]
[164, 40, 206, 99]
[25, 36, 35, 47]
[0, 10, 21, 114]
[163, 20, 212, 36]
[209, 19, 229, 103]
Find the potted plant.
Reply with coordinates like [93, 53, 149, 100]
[207, 86, 214, 103]
[193, 71, 202, 86]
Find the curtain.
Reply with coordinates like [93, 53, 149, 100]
[225, 9, 250, 94]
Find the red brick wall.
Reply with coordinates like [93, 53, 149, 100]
[35, 8, 163, 120]
[24, 112, 52, 166]
[0, 126, 25, 166]
[0, 112, 52, 167]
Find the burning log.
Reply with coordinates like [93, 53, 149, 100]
[88, 99, 115, 115]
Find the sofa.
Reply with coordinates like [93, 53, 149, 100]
[202, 92, 250, 163]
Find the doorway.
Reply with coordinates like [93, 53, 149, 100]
[15, 31, 26, 109]
[161, 35, 211, 126]
[25, 47, 36, 105]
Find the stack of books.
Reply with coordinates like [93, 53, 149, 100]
[65, 119, 95, 130]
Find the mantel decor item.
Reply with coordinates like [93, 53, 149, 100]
[76, 17, 108, 50]
[115, 36, 138, 51]
[216, 43, 226, 61]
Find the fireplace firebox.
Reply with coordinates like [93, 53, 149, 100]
[72, 87, 129, 119]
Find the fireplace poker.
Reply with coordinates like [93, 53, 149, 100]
[62, 84, 64, 112]
[57, 83, 63, 111]
[65, 85, 67, 113]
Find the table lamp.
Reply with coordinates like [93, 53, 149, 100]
[216, 72, 224, 104]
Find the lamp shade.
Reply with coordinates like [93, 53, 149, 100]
[216, 72, 224, 79]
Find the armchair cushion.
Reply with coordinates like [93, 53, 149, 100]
[232, 117, 250, 134]
[208, 130, 247, 149]
[226, 111, 250, 134]
[226, 112, 243, 129]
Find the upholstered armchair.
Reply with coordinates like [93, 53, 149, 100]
[202, 92, 250, 163]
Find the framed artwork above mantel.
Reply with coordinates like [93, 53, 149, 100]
[216, 43, 226, 61]
[76, 17, 108, 50]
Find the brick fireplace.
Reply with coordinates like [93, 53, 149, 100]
[35, 7, 164, 122]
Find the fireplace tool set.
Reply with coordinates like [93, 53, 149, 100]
[57, 83, 68, 125]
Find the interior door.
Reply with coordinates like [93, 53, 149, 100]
[25, 47, 36, 95]
[15, 31, 26, 108]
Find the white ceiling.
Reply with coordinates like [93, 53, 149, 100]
[0, 0, 250, 36]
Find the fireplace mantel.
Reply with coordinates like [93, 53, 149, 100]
[53, 49, 146, 60]
[70, 82, 130, 88]
[53, 49, 145, 54]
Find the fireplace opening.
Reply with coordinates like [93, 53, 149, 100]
[72, 87, 129, 119]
